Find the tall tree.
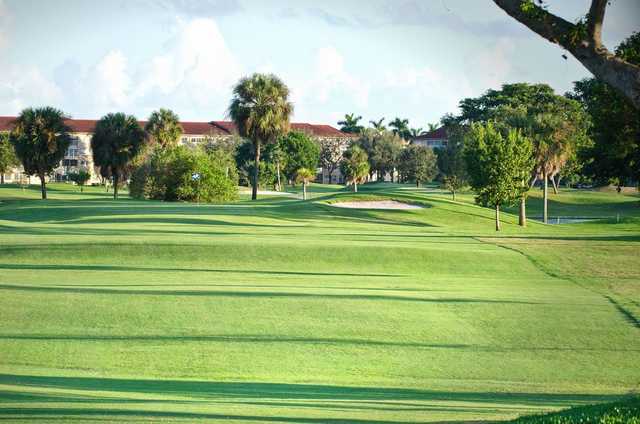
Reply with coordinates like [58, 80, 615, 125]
[341, 145, 370, 192]
[144, 108, 183, 148]
[228, 73, 293, 200]
[319, 137, 348, 184]
[492, 1, 640, 109]
[9, 107, 72, 199]
[91, 113, 146, 200]
[0, 132, 19, 184]
[427, 122, 439, 132]
[278, 131, 320, 184]
[389, 117, 411, 140]
[398, 145, 438, 187]
[409, 128, 424, 138]
[465, 122, 534, 231]
[369, 118, 386, 131]
[337, 113, 364, 134]
[355, 128, 403, 182]
[454, 83, 589, 224]
[437, 125, 468, 201]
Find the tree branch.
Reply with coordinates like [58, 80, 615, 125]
[587, 0, 607, 45]
[492, 0, 640, 109]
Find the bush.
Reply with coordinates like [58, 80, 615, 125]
[510, 397, 640, 423]
[130, 145, 238, 203]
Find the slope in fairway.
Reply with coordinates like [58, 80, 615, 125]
[0, 183, 638, 423]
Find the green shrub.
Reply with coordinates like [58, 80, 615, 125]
[130, 145, 238, 203]
[511, 397, 640, 424]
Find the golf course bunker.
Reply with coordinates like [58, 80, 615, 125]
[330, 200, 423, 210]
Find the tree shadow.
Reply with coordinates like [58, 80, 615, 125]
[0, 283, 538, 305]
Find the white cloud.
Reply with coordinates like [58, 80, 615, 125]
[0, 66, 63, 114]
[92, 50, 131, 107]
[134, 17, 242, 107]
[468, 38, 515, 90]
[310, 46, 369, 108]
[383, 66, 473, 116]
[1, 17, 242, 118]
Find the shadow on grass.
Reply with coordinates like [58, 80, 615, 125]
[0, 264, 401, 278]
[1, 334, 638, 353]
[0, 283, 537, 305]
[0, 374, 624, 409]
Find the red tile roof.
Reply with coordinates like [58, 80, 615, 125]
[412, 127, 448, 141]
[0, 117, 351, 138]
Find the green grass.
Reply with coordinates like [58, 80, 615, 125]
[0, 182, 639, 423]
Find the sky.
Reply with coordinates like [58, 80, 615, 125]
[0, 0, 638, 129]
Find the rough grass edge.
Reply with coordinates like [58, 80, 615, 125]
[509, 396, 640, 423]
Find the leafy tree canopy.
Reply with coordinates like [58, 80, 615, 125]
[278, 131, 320, 182]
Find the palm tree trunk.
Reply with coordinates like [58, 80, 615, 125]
[276, 160, 282, 191]
[353, 181, 358, 193]
[252, 141, 261, 201]
[113, 171, 119, 200]
[495, 204, 501, 231]
[1, 173, 4, 184]
[543, 170, 548, 224]
[551, 175, 559, 194]
[39, 173, 47, 200]
[452, 190, 456, 201]
[303, 182, 307, 200]
[519, 196, 527, 227]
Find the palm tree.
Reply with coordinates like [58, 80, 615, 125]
[228, 73, 293, 200]
[341, 145, 370, 193]
[91, 113, 146, 200]
[145, 108, 183, 148]
[389, 117, 410, 140]
[337, 113, 363, 134]
[9, 107, 72, 199]
[427, 122, 439, 132]
[409, 128, 424, 138]
[295, 167, 315, 200]
[369, 118, 386, 131]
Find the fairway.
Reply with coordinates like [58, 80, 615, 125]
[0, 183, 639, 423]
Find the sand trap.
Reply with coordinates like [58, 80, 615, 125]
[330, 200, 422, 210]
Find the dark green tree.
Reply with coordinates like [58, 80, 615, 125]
[9, 107, 72, 199]
[398, 145, 438, 187]
[355, 128, 403, 181]
[337, 113, 364, 134]
[228, 73, 293, 200]
[279, 131, 320, 184]
[0, 132, 19, 184]
[464, 122, 534, 231]
[454, 83, 589, 224]
[91, 113, 146, 200]
[68, 169, 91, 192]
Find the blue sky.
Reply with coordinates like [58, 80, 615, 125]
[0, 0, 638, 129]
